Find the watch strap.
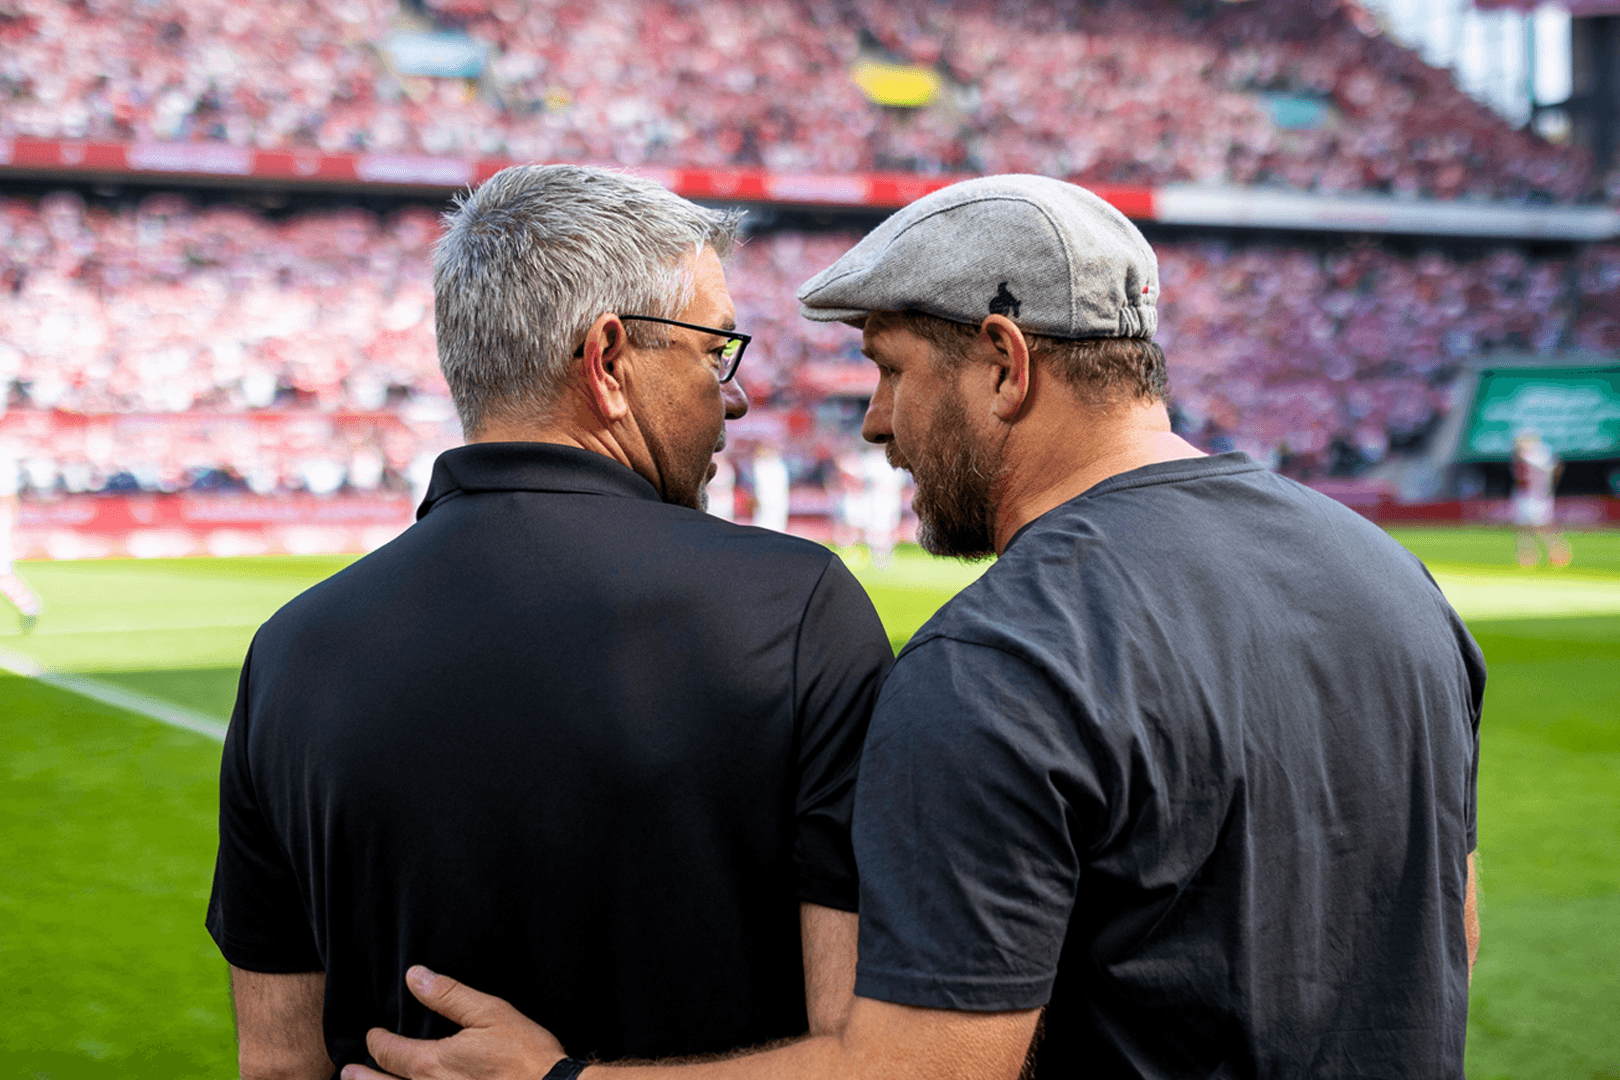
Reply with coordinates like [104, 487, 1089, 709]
[543, 1056, 591, 1080]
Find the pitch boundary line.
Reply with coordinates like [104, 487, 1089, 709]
[11, 619, 269, 636]
[0, 647, 229, 742]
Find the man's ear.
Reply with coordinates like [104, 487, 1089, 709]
[980, 314, 1032, 423]
[580, 313, 632, 423]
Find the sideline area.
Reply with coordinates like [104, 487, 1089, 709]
[835, 528, 1620, 642]
[0, 645, 227, 741]
[1, 531, 1617, 677]
[0, 528, 1615, 1080]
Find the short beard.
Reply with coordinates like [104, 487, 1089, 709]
[897, 388, 1002, 561]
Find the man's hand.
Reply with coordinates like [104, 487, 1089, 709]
[341, 966, 566, 1080]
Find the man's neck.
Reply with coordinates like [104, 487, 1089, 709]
[992, 399, 1205, 553]
[470, 414, 635, 475]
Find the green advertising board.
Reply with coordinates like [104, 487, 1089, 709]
[1460, 366, 1620, 461]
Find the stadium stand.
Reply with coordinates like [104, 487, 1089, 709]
[0, 0, 1592, 200]
[2, 0, 1616, 553]
[0, 192, 441, 414]
[1, 189, 1615, 495]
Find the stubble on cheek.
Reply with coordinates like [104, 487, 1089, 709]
[643, 375, 727, 511]
[907, 392, 1001, 561]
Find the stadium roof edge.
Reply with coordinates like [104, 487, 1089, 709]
[1, 136, 1614, 242]
[1155, 185, 1620, 242]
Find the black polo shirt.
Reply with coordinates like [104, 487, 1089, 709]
[206, 442, 892, 1072]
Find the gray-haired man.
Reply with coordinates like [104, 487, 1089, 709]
[207, 165, 892, 1078]
[348, 175, 1483, 1080]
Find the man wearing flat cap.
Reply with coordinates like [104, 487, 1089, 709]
[348, 176, 1485, 1080]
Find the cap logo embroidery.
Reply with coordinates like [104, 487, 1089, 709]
[989, 282, 1021, 318]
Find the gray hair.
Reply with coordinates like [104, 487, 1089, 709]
[434, 164, 741, 435]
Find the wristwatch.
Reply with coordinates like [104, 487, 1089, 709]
[543, 1056, 591, 1080]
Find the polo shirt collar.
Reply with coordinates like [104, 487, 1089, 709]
[418, 442, 662, 520]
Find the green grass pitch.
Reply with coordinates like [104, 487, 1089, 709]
[1, 528, 1617, 1078]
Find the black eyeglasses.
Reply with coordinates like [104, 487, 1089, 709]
[619, 315, 750, 383]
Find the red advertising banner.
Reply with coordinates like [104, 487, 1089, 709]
[1302, 486, 1620, 526]
[7, 134, 1620, 240]
[14, 492, 415, 561]
[0, 135, 1155, 215]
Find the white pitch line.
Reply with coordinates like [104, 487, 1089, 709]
[0, 647, 229, 742]
[1427, 568, 1620, 621]
[11, 619, 266, 636]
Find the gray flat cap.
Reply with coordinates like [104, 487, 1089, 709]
[797, 174, 1157, 340]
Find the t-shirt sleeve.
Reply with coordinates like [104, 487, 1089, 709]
[1423, 559, 1487, 856]
[1457, 616, 1487, 854]
[852, 637, 1109, 1012]
[205, 650, 324, 973]
[789, 555, 894, 912]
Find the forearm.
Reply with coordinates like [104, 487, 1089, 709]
[585, 1033, 843, 1080]
[350, 969, 1038, 1080]
[582, 999, 1036, 1080]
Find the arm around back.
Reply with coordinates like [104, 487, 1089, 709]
[586, 996, 1041, 1080]
[349, 968, 1041, 1080]
[743, 996, 1041, 1080]
[231, 966, 334, 1080]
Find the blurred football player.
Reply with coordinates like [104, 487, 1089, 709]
[0, 443, 42, 632]
[1512, 431, 1570, 567]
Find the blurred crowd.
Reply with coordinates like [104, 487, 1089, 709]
[3, 190, 1618, 496]
[0, 0, 1591, 201]
[0, 192, 441, 414]
[0, 191, 451, 498]
[1159, 242, 1585, 471]
[0, 408, 447, 500]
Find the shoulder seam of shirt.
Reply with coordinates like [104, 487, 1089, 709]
[896, 629, 1045, 672]
[888, 630, 1137, 860]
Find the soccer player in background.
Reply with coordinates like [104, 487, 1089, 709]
[0, 442, 43, 632]
[1512, 430, 1571, 567]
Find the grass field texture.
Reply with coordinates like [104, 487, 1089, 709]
[1, 527, 1617, 1078]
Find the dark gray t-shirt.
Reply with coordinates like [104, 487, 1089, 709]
[852, 453, 1484, 1078]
